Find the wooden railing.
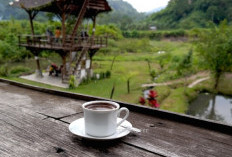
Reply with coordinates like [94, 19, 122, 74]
[18, 35, 108, 50]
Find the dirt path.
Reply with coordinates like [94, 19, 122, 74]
[142, 71, 210, 88]
[188, 77, 210, 88]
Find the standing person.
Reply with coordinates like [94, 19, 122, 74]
[55, 26, 61, 43]
[46, 28, 53, 43]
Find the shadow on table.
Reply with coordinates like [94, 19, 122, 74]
[72, 136, 122, 147]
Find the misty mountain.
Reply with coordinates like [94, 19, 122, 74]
[97, 0, 146, 29]
[0, 0, 28, 20]
[146, 6, 166, 15]
[0, 0, 145, 30]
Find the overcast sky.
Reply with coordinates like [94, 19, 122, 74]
[123, 0, 170, 12]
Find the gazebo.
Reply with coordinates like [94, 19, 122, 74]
[10, 0, 111, 84]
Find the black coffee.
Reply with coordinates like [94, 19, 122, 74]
[85, 103, 117, 111]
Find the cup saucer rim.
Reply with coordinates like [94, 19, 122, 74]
[69, 117, 132, 140]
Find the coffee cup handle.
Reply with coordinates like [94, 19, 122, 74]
[117, 107, 129, 127]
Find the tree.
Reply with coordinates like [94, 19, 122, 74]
[195, 21, 232, 89]
[177, 49, 193, 91]
[124, 71, 138, 94]
[148, 0, 232, 29]
[177, 49, 193, 76]
[119, 67, 138, 94]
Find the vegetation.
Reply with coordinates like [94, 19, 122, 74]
[69, 75, 76, 89]
[195, 21, 232, 89]
[122, 29, 187, 39]
[96, 0, 146, 30]
[2, 0, 232, 31]
[148, 0, 232, 29]
[9, 66, 31, 77]
[0, 64, 8, 77]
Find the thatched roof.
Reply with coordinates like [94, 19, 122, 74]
[11, 0, 111, 17]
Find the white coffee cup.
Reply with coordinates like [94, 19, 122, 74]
[82, 101, 129, 137]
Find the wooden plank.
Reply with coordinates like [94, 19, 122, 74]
[121, 112, 232, 157]
[0, 84, 84, 119]
[61, 112, 84, 123]
[61, 112, 232, 157]
[0, 82, 8, 86]
[60, 112, 232, 156]
[0, 102, 159, 157]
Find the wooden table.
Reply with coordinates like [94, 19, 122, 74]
[0, 81, 232, 157]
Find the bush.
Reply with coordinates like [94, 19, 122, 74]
[117, 38, 152, 53]
[0, 40, 31, 63]
[69, 75, 76, 89]
[94, 24, 123, 40]
[122, 30, 187, 40]
[150, 70, 156, 81]
[10, 66, 31, 76]
[105, 70, 111, 78]
[0, 65, 8, 77]
[81, 77, 91, 85]
[100, 72, 105, 79]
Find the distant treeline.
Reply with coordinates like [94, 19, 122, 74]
[148, 0, 232, 29]
[122, 30, 187, 40]
[2, 0, 232, 31]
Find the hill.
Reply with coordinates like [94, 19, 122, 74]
[147, 0, 232, 29]
[146, 6, 166, 15]
[0, 0, 145, 30]
[96, 0, 146, 30]
[0, 0, 27, 20]
[0, 0, 48, 21]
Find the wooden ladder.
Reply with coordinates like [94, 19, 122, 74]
[63, 41, 90, 84]
[72, 45, 90, 75]
[71, 0, 88, 41]
[62, 0, 89, 84]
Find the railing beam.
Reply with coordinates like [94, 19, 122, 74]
[18, 35, 108, 50]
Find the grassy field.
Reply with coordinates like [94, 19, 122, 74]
[0, 40, 195, 113]
[68, 60, 152, 103]
[2, 40, 231, 114]
[69, 40, 192, 105]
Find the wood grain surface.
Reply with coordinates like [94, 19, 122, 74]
[0, 82, 231, 157]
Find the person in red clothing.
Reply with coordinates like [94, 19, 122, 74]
[49, 63, 63, 76]
[49, 63, 58, 76]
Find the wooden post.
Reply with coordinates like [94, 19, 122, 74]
[26, 10, 42, 77]
[26, 10, 38, 36]
[92, 16, 96, 37]
[28, 12, 35, 36]
[88, 52, 93, 77]
[35, 55, 43, 77]
[106, 35, 108, 46]
[61, 12, 66, 46]
[88, 50, 97, 77]
[18, 35, 21, 47]
[91, 16, 96, 46]
[62, 55, 67, 80]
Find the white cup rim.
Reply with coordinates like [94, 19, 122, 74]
[82, 101, 120, 112]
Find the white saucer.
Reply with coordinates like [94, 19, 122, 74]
[69, 118, 132, 140]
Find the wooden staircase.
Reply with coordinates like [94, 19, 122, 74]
[71, 0, 89, 40]
[62, 0, 90, 84]
[63, 40, 91, 84]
